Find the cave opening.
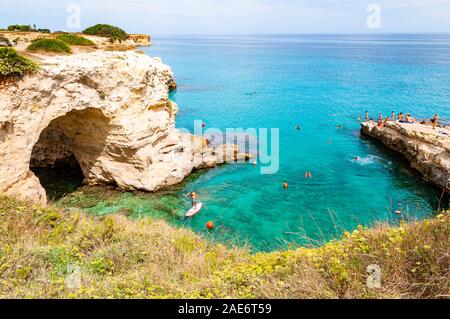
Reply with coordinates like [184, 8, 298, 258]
[30, 108, 110, 201]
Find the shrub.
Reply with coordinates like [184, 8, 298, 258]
[56, 33, 94, 46]
[7, 24, 33, 32]
[38, 28, 51, 34]
[0, 47, 38, 78]
[27, 39, 71, 54]
[82, 24, 128, 42]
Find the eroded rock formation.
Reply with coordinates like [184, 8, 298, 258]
[361, 121, 450, 193]
[0, 50, 249, 204]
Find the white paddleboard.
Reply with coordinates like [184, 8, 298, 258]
[186, 203, 203, 218]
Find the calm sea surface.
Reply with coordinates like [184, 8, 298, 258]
[74, 35, 450, 251]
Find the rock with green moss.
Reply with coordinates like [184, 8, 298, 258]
[82, 24, 129, 42]
[56, 33, 95, 46]
[0, 47, 38, 78]
[27, 38, 72, 54]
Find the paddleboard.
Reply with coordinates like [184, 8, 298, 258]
[186, 203, 203, 218]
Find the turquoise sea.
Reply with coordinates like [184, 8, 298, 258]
[56, 35, 450, 252]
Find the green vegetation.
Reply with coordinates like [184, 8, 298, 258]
[82, 24, 128, 42]
[56, 33, 95, 46]
[7, 24, 33, 32]
[0, 48, 38, 79]
[27, 39, 72, 54]
[0, 196, 448, 299]
[6, 25, 50, 33]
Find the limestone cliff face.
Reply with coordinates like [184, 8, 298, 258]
[0, 51, 248, 204]
[361, 121, 450, 193]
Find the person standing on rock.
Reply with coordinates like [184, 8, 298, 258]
[432, 114, 439, 129]
[365, 111, 369, 122]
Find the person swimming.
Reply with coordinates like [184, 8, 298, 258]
[283, 182, 289, 189]
[354, 156, 361, 161]
[295, 125, 301, 130]
[305, 172, 312, 178]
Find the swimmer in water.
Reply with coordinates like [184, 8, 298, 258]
[354, 156, 361, 161]
[305, 172, 312, 178]
[295, 125, 301, 130]
[283, 182, 289, 189]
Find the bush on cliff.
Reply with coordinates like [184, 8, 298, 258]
[0, 47, 38, 79]
[27, 38, 72, 54]
[82, 24, 128, 42]
[7, 24, 33, 32]
[6, 25, 50, 33]
[0, 195, 448, 299]
[56, 33, 95, 46]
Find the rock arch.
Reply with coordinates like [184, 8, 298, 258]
[30, 108, 111, 201]
[0, 51, 248, 205]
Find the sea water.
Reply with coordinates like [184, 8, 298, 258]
[59, 35, 450, 252]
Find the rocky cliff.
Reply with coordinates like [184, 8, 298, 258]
[361, 121, 450, 193]
[0, 50, 248, 204]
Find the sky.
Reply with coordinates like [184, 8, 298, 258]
[1, 0, 450, 34]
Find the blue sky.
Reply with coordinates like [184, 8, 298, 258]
[1, 0, 450, 34]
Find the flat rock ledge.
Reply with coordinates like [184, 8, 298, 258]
[0, 50, 251, 205]
[361, 121, 450, 193]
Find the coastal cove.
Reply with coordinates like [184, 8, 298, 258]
[44, 34, 450, 252]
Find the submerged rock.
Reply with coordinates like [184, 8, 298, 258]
[361, 121, 450, 193]
[0, 50, 249, 205]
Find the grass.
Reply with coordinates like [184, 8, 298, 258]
[0, 48, 38, 79]
[82, 24, 129, 42]
[0, 195, 448, 299]
[27, 39, 72, 54]
[55, 33, 95, 46]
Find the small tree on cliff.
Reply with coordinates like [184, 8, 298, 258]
[0, 47, 38, 80]
[82, 24, 129, 42]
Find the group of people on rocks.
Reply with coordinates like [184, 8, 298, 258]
[365, 111, 440, 129]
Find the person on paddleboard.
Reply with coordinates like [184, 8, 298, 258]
[187, 191, 199, 207]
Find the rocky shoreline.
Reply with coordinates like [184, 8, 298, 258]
[0, 45, 250, 205]
[361, 121, 450, 194]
